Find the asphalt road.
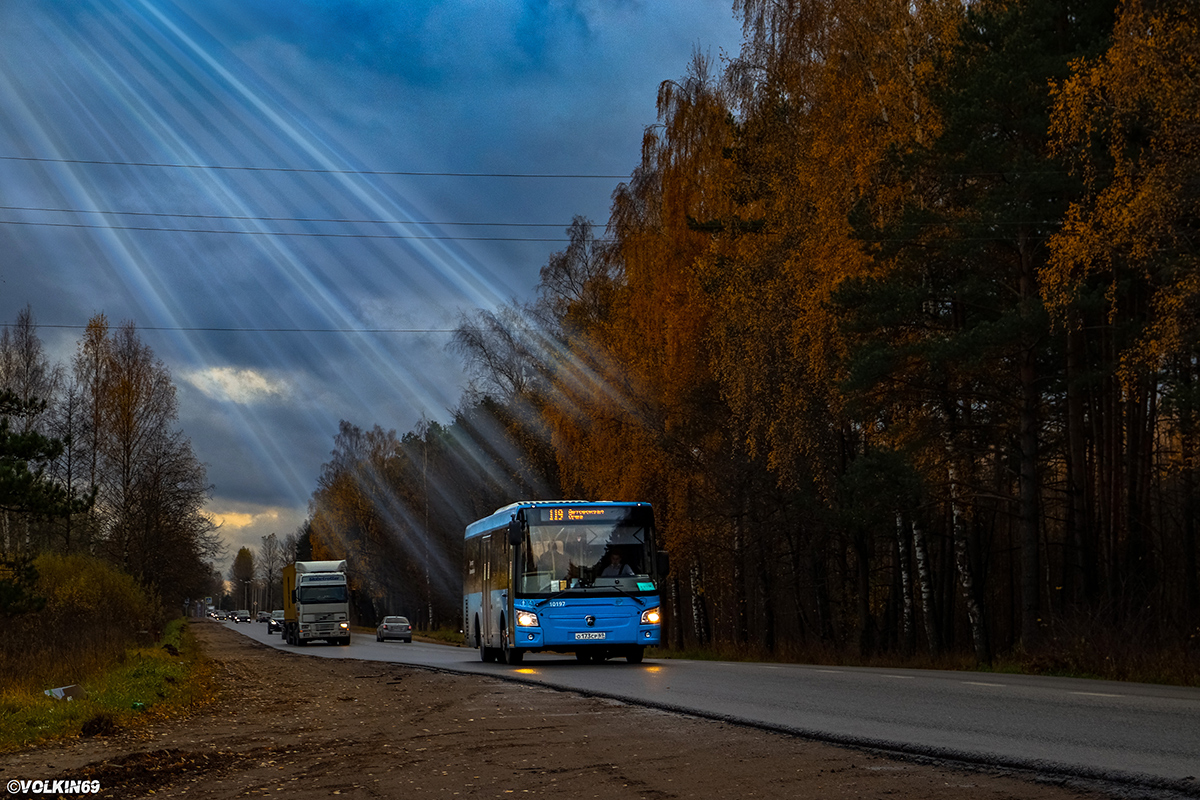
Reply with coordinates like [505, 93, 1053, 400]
[220, 620, 1200, 796]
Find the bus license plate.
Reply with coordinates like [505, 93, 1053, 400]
[575, 632, 606, 640]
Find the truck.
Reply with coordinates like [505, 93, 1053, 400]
[281, 560, 352, 646]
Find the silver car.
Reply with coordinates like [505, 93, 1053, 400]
[376, 616, 412, 643]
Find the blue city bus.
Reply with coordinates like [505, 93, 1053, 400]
[463, 501, 669, 664]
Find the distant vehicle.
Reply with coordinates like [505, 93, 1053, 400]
[216, 610, 228, 620]
[376, 616, 412, 643]
[464, 501, 668, 664]
[267, 609, 284, 635]
[257, 611, 271, 622]
[282, 561, 351, 646]
[235, 609, 251, 623]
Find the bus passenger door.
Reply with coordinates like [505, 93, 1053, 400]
[488, 531, 510, 649]
[480, 535, 493, 648]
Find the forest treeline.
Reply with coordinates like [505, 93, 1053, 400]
[0, 308, 219, 686]
[308, 0, 1199, 678]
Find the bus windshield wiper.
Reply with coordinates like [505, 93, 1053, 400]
[535, 587, 573, 608]
[602, 583, 645, 606]
[535, 583, 646, 607]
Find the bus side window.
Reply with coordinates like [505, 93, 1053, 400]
[491, 532, 509, 592]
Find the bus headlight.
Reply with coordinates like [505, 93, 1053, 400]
[640, 607, 661, 625]
[516, 611, 540, 627]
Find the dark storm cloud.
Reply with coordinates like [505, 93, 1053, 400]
[0, 0, 743, 563]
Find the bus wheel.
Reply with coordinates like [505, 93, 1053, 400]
[626, 646, 645, 664]
[500, 625, 523, 665]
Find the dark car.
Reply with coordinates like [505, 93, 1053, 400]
[267, 609, 284, 635]
[376, 616, 412, 643]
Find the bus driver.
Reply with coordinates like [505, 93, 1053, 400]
[600, 551, 634, 577]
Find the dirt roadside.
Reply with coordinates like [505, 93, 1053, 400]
[0, 622, 1106, 800]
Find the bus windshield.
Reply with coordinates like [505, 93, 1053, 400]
[517, 508, 654, 595]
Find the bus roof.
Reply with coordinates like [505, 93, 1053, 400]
[464, 500, 652, 540]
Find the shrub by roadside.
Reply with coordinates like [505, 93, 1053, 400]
[0, 617, 217, 752]
[1, 553, 159, 694]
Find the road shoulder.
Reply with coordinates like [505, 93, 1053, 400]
[0, 622, 1105, 799]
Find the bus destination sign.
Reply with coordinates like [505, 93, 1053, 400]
[539, 507, 627, 523]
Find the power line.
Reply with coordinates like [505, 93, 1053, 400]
[0, 154, 1108, 179]
[0, 322, 458, 333]
[0, 204, 569, 228]
[0, 218, 581, 242]
[0, 154, 628, 179]
[0, 216, 1069, 245]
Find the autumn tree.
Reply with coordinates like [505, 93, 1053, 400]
[0, 305, 59, 433]
[0, 307, 72, 553]
[61, 315, 219, 607]
[258, 533, 284, 609]
[453, 303, 545, 403]
[1046, 0, 1200, 622]
[1, 389, 93, 625]
[343, 0, 1196, 674]
[230, 546, 255, 610]
[282, 521, 311, 564]
[306, 413, 539, 630]
[0, 392, 91, 528]
[44, 378, 92, 552]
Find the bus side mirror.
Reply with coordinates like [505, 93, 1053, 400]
[656, 551, 670, 579]
[507, 516, 524, 546]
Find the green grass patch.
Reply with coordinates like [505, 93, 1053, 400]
[645, 644, 757, 662]
[0, 618, 217, 752]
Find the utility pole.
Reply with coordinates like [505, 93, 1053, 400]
[423, 422, 432, 631]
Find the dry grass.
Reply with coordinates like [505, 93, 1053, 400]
[1, 553, 159, 694]
[0, 618, 218, 752]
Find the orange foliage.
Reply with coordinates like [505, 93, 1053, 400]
[1046, 0, 1200, 378]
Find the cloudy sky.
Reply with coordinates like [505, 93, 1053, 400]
[0, 1, 744, 570]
